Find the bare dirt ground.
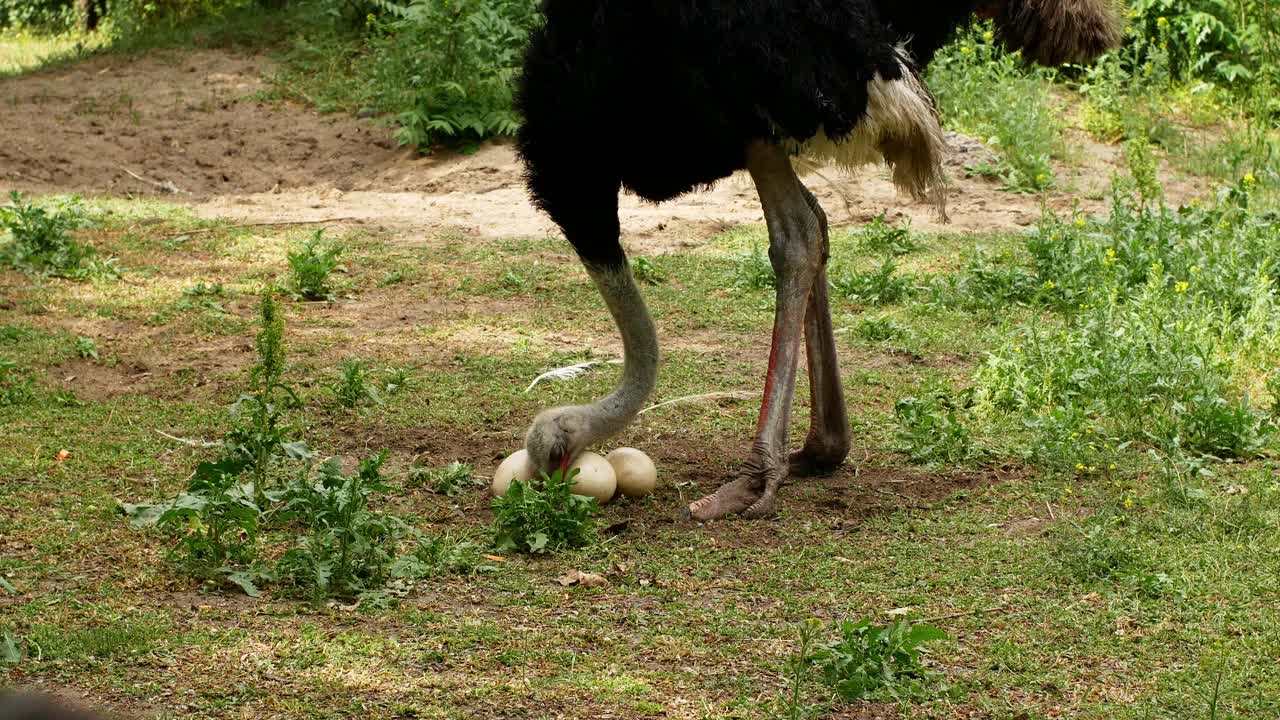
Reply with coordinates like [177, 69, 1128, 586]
[2, 49, 1201, 253]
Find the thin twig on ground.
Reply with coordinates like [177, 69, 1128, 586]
[155, 429, 219, 448]
[120, 166, 190, 195]
[162, 217, 363, 240]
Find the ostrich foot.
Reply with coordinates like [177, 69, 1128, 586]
[686, 458, 784, 521]
[788, 438, 851, 477]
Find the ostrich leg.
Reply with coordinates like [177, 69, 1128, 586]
[790, 186, 852, 476]
[688, 142, 824, 520]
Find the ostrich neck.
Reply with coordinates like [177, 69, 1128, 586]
[579, 264, 659, 441]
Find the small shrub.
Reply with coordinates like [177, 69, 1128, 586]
[224, 291, 307, 500]
[390, 533, 486, 579]
[179, 282, 227, 313]
[851, 315, 905, 343]
[0, 358, 34, 407]
[894, 383, 975, 466]
[856, 213, 918, 256]
[408, 460, 477, 496]
[126, 456, 265, 595]
[492, 470, 599, 554]
[332, 358, 381, 408]
[730, 243, 776, 291]
[809, 618, 949, 702]
[830, 256, 912, 305]
[286, 230, 343, 301]
[74, 336, 98, 360]
[929, 25, 1063, 193]
[0, 191, 115, 279]
[276, 454, 400, 601]
[631, 256, 666, 285]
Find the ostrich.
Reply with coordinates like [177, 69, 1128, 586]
[516, 0, 1121, 520]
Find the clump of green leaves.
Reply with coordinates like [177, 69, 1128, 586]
[929, 24, 1062, 192]
[855, 213, 918, 256]
[380, 0, 540, 149]
[276, 453, 400, 601]
[808, 618, 949, 702]
[390, 532, 487, 580]
[631, 256, 666, 285]
[330, 359, 407, 409]
[979, 179, 1277, 460]
[74, 336, 99, 360]
[409, 460, 477, 496]
[730, 242, 776, 291]
[894, 382, 976, 466]
[0, 191, 117, 280]
[831, 256, 913, 305]
[850, 315, 906, 343]
[286, 230, 343, 301]
[492, 470, 599, 554]
[224, 291, 307, 500]
[0, 357, 33, 407]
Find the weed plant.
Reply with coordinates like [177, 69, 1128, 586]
[929, 25, 1063, 192]
[808, 618, 949, 702]
[492, 470, 599, 554]
[276, 454, 400, 601]
[0, 191, 117, 279]
[0, 357, 33, 406]
[408, 460, 476, 496]
[830, 256, 913, 305]
[286, 230, 342, 301]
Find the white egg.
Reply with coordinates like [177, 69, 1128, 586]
[568, 451, 617, 504]
[606, 447, 657, 498]
[491, 449, 536, 497]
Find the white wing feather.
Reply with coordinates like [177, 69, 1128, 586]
[524, 359, 624, 393]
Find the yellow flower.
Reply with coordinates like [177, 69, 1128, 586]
[983, 31, 994, 42]
[1243, 172, 1257, 185]
[962, 46, 973, 55]
[1037, 173, 1049, 185]
[1106, 248, 1116, 259]
[1175, 281, 1189, 293]
[1043, 280, 1056, 290]
[1075, 218, 1087, 228]
[1075, 463, 1085, 471]
[1123, 498, 1134, 509]
[1109, 463, 1117, 470]
[1190, 265, 1200, 274]
[1156, 16, 1169, 28]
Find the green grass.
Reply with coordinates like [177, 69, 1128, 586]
[1, 171, 1277, 717]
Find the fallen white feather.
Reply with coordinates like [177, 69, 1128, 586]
[524, 359, 623, 393]
[639, 391, 755, 415]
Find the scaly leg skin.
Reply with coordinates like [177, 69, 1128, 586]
[789, 186, 852, 477]
[688, 142, 824, 521]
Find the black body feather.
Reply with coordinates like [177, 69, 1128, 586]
[514, 0, 1104, 267]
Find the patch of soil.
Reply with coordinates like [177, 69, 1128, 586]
[2, 49, 1204, 256]
[0, 49, 401, 198]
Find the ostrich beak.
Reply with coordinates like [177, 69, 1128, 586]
[558, 454, 573, 475]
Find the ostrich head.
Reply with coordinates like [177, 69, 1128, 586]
[982, 0, 1124, 66]
[525, 405, 591, 474]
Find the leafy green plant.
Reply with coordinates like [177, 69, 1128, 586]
[286, 230, 343, 301]
[0, 357, 33, 407]
[74, 336, 98, 360]
[894, 383, 975, 466]
[830, 256, 913, 305]
[631, 256, 666, 285]
[730, 242, 776, 291]
[929, 25, 1063, 192]
[276, 453, 400, 601]
[224, 291, 307, 501]
[331, 358, 381, 408]
[178, 281, 227, 313]
[781, 618, 823, 720]
[408, 460, 477, 496]
[809, 619, 949, 702]
[390, 532, 487, 579]
[492, 470, 599, 554]
[855, 213, 918, 256]
[0, 191, 116, 279]
[850, 315, 905, 343]
[379, 0, 539, 149]
[125, 456, 265, 595]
